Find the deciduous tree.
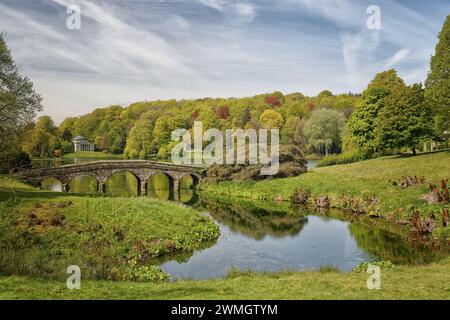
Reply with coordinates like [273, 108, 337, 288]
[0, 34, 42, 166]
[376, 84, 435, 155]
[304, 108, 346, 155]
[425, 15, 450, 136]
[348, 70, 405, 153]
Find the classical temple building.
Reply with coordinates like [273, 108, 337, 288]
[73, 136, 95, 152]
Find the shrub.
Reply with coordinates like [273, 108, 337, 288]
[353, 260, 394, 273]
[433, 226, 450, 240]
[53, 149, 63, 158]
[110, 260, 170, 283]
[290, 189, 310, 204]
[314, 195, 330, 209]
[1, 150, 31, 173]
[317, 151, 369, 167]
[424, 180, 450, 204]
[205, 145, 307, 182]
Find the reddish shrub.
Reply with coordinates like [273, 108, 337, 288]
[265, 95, 282, 108]
[307, 102, 316, 112]
[215, 106, 230, 119]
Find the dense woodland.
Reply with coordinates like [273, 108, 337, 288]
[1, 15, 449, 172]
[24, 90, 361, 159]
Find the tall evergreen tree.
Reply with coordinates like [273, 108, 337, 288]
[425, 15, 450, 136]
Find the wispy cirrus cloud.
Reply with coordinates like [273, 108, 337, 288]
[195, 0, 257, 22]
[384, 49, 411, 69]
[0, 0, 448, 122]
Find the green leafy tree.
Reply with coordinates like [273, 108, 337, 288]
[365, 69, 405, 92]
[425, 15, 450, 136]
[348, 70, 405, 153]
[304, 108, 346, 155]
[153, 115, 188, 151]
[124, 111, 156, 159]
[237, 107, 251, 128]
[0, 33, 42, 165]
[259, 109, 284, 129]
[59, 117, 77, 141]
[22, 116, 59, 157]
[376, 84, 435, 155]
[281, 116, 301, 145]
[348, 88, 390, 152]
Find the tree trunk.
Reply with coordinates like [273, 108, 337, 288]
[412, 148, 416, 155]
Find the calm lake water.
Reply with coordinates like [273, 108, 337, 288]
[161, 215, 373, 279]
[158, 197, 447, 279]
[37, 158, 448, 279]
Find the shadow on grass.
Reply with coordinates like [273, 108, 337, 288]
[155, 286, 218, 299]
[0, 188, 94, 202]
[389, 149, 450, 160]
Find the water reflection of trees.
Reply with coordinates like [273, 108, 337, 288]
[70, 175, 97, 194]
[349, 222, 447, 264]
[198, 197, 308, 240]
[200, 196, 448, 264]
[106, 171, 138, 197]
[152, 237, 217, 265]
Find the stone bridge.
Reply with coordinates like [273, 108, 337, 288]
[17, 160, 203, 198]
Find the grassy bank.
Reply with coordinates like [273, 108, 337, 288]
[201, 151, 450, 233]
[62, 151, 122, 159]
[0, 176, 219, 281]
[1, 257, 449, 299]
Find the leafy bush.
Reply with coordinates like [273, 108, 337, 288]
[226, 267, 258, 279]
[290, 188, 310, 204]
[317, 151, 368, 167]
[205, 145, 307, 182]
[433, 226, 450, 240]
[1, 150, 31, 173]
[111, 260, 170, 283]
[352, 260, 394, 273]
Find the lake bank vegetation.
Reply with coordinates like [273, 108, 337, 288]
[1, 256, 449, 299]
[201, 151, 450, 240]
[0, 176, 219, 282]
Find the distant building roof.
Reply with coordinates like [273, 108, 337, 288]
[73, 136, 87, 142]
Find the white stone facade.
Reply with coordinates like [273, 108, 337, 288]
[73, 136, 95, 152]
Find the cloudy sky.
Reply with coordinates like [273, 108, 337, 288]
[0, 0, 449, 123]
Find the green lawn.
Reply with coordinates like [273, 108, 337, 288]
[201, 151, 450, 226]
[0, 176, 219, 281]
[62, 151, 122, 158]
[1, 257, 449, 299]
